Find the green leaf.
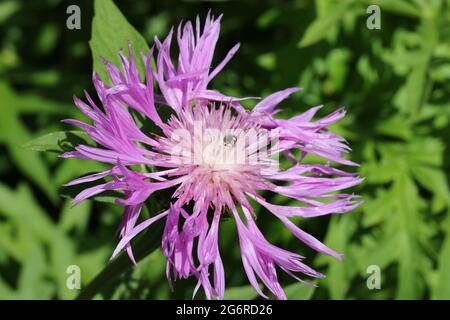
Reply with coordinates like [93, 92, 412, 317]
[432, 214, 450, 299]
[411, 165, 450, 212]
[323, 48, 352, 93]
[50, 231, 77, 299]
[0, 1, 20, 24]
[11, 92, 72, 115]
[0, 83, 57, 200]
[54, 158, 108, 190]
[284, 282, 316, 300]
[362, 0, 421, 18]
[315, 215, 358, 299]
[224, 285, 259, 300]
[75, 217, 164, 300]
[0, 184, 58, 245]
[22, 131, 91, 153]
[375, 115, 413, 140]
[0, 183, 82, 299]
[16, 242, 52, 299]
[76, 195, 166, 300]
[393, 173, 431, 299]
[90, 0, 150, 82]
[60, 200, 91, 234]
[61, 187, 122, 205]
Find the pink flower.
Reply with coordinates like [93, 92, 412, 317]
[63, 13, 362, 300]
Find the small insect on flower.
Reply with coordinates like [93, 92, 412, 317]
[62, 12, 362, 300]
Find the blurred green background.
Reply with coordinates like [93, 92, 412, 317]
[0, 0, 449, 300]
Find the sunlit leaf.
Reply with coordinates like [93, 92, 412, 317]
[432, 215, 450, 299]
[22, 131, 91, 153]
[224, 285, 259, 300]
[284, 282, 316, 300]
[298, 1, 350, 47]
[90, 0, 150, 82]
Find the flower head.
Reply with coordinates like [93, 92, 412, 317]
[63, 13, 362, 300]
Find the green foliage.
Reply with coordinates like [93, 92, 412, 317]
[90, 0, 150, 82]
[0, 82, 62, 201]
[298, 0, 351, 48]
[0, 0, 449, 300]
[22, 131, 91, 153]
[0, 183, 109, 299]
